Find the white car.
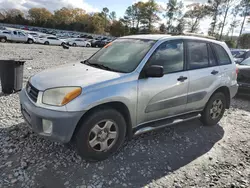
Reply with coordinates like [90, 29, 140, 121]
[68, 38, 91, 47]
[37, 36, 66, 46]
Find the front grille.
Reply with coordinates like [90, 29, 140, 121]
[26, 82, 39, 103]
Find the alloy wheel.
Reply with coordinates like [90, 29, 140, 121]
[88, 120, 118, 152]
[210, 99, 223, 119]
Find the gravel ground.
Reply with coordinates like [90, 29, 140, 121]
[0, 43, 249, 188]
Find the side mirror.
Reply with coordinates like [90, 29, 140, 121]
[144, 65, 164, 78]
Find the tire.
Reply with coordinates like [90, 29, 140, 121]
[27, 39, 33, 44]
[61, 42, 66, 46]
[86, 44, 90, 47]
[201, 92, 226, 126]
[0, 38, 6, 43]
[73, 43, 77, 47]
[96, 45, 99, 48]
[44, 41, 49, 45]
[75, 108, 126, 161]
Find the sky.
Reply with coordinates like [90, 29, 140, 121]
[0, 0, 249, 35]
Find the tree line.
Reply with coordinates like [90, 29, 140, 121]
[0, 0, 249, 40]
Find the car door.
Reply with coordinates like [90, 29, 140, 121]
[211, 43, 236, 90]
[17, 31, 26, 42]
[12, 31, 19, 41]
[185, 40, 221, 112]
[54, 37, 61, 45]
[137, 40, 189, 125]
[76, 39, 84, 46]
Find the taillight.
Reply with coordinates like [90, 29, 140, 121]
[236, 66, 239, 76]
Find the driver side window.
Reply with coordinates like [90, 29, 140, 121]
[147, 40, 184, 74]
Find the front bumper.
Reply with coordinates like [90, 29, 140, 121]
[19, 89, 84, 143]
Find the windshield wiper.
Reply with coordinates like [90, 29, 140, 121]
[81, 60, 125, 73]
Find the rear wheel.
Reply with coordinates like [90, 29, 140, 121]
[0, 38, 7, 43]
[75, 108, 126, 161]
[86, 44, 90, 47]
[73, 43, 77, 47]
[44, 41, 49, 45]
[201, 92, 226, 126]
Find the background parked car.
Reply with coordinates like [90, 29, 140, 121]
[234, 50, 250, 64]
[237, 57, 250, 96]
[37, 36, 66, 46]
[68, 38, 91, 47]
[0, 30, 35, 43]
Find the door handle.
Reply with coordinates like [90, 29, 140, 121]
[211, 70, 219, 75]
[177, 76, 188, 82]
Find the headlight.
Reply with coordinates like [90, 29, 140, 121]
[42, 87, 82, 106]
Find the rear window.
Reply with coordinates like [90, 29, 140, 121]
[212, 44, 231, 65]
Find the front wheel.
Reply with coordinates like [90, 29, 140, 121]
[86, 44, 90, 47]
[73, 43, 77, 47]
[201, 92, 226, 126]
[44, 41, 49, 45]
[27, 39, 33, 44]
[75, 108, 126, 161]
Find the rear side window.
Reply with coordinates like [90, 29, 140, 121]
[13, 31, 17, 35]
[212, 44, 231, 65]
[187, 41, 209, 70]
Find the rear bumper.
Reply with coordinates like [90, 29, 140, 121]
[19, 89, 84, 143]
[238, 82, 250, 95]
[229, 84, 238, 98]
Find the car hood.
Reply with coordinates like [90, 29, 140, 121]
[30, 63, 124, 91]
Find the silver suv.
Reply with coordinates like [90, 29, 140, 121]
[20, 35, 238, 161]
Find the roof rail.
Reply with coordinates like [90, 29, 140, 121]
[182, 32, 217, 40]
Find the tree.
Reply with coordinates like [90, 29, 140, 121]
[238, 33, 250, 48]
[159, 23, 166, 33]
[228, 5, 240, 39]
[140, 0, 160, 33]
[109, 11, 116, 22]
[207, 0, 224, 36]
[219, 0, 234, 40]
[28, 8, 52, 26]
[124, 2, 144, 31]
[110, 20, 125, 36]
[2, 9, 25, 24]
[102, 7, 109, 30]
[239, 0, 250, 37]
[54, 7, 74, 25]
[184, 4, 209, 33]
[176, 17, 185, 33]
[164, 0, 184, 33]
[89, 13, 105, 34]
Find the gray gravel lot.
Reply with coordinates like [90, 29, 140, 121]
[0, 43, 249, 188]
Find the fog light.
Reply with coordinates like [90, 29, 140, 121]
[42, 119, 53, 134]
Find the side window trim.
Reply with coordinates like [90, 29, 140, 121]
[207, 43, 219, 67]
[141, 39, 186, 75]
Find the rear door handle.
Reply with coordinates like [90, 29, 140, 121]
[211, 70, 219, 75]
[177, 76, 188, 82]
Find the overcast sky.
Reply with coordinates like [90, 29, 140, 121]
[0, 0, 249, 35]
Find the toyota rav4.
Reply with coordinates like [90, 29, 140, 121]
[20, 35, 238, 161]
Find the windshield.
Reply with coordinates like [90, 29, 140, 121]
[240, 58, 250, 66]
[87, 38, 155, 73]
